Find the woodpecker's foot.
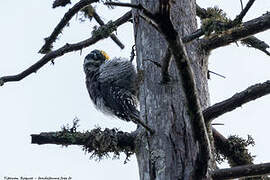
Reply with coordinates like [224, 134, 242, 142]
[130, 45, 136, 62]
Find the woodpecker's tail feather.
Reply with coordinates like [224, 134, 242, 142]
[130, 110, 154, 134]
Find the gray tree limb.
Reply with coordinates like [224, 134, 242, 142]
[201, 12, 270, 51]
[196, 3, 270, 56]
[31, 128, 136, 158]
[211, 162, 270, 179]
[203, 80, 270, 123]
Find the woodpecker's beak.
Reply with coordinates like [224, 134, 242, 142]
[100, 50, 110, 60]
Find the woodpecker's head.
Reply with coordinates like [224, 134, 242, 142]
[84, 50, 110, 73]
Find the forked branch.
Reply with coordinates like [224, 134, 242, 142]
[93, 8, 124, 49]
[82, 5, 125, 49]
[39, 0, 99, 54]
[196, 3, 270, 55]
[201, 12, 270, 51]
[0, 11, 132, 86]
[233, 0, 256, 24]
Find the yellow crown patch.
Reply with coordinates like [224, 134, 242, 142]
[100, 50, 110, 60]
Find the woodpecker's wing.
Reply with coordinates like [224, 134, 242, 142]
[98, 84, 139, 122]
[97, 58, 139, 121]
[98, 58, 137, 91]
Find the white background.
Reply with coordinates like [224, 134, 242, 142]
[0, 0, 269, 179]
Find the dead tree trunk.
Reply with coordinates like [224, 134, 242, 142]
[132, 0, 212, 179]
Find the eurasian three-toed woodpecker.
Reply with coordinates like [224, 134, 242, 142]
[83, 50, 152, 132]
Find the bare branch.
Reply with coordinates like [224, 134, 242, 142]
[208, 70, 226, 79]
[240, 0, 244, 10]
[182, 29, 204, 43]
[104, 2, 142, 9]
[241, 36, 270, 56]
[201, 12, 270, 51]
[39, 0, 99, 54]
[52, 0, 71, 8]
[0, 11, 132, 86]
[211, 162, 270, 179]
[203, 80, 270, 123]
[233, 0, 256, 24]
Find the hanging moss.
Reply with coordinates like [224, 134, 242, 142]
[215, 134, 255, 167]
[83, 128, 135, 163]
[200, 6, 232, 36]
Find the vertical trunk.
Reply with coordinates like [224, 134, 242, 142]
[132, 0, 211, 179]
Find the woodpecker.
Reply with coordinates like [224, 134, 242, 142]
[83, 50, 152, 133]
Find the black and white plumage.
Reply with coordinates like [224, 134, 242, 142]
[84, 50, 152, 132]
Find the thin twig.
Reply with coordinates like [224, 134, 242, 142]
[203, 80, 270, 123]
[241, 36, 270, 56]
[89, 5, 125, 49]
[240, 0, 244, 10]
[104, 2, 156, 22]
[233, 0, 256, 24]
[104, 2, 142, 9]
[0, 11, 132, 86]
[52, 0, 71, 8]
[211, 162, 270, 179]
[208, 70, 226, 79]
[39, 0, 99, 54]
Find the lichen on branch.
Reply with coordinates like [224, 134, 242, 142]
[31, 126, 136, 162]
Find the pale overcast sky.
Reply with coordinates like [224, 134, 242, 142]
[0, 1, 270, 179]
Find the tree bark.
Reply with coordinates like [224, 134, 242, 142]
[132, 0, 211, 179]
